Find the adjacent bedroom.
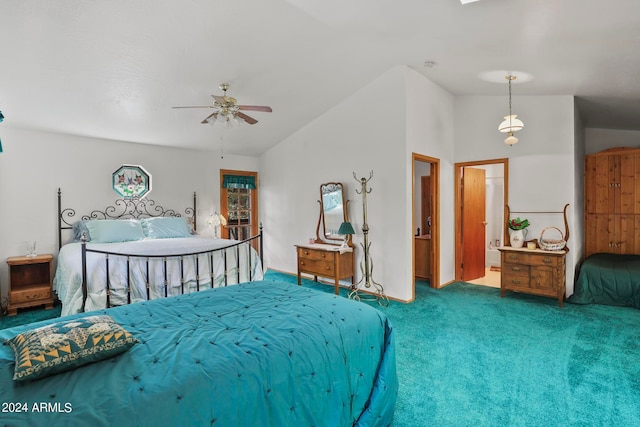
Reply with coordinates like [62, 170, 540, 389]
[2, 1, 640, 426]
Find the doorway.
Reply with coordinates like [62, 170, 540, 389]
[412, 153, 440, 297]
[454, 158, 509, 287]
[219, 169, 259, 243]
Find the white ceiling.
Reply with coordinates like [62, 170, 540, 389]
[1, 0, 640, 156]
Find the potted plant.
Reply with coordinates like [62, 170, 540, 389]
[507, 217, 530, 248]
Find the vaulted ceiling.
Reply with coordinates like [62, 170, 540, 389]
[1, 0, 639, 156]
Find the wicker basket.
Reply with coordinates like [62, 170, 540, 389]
[538, 226, 566, 251]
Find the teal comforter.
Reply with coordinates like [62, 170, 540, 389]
[0, 281, 397, 426]
[568, 253, 640, 308]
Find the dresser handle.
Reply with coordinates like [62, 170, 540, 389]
[511, 266, 521, 271]
[543, 258, 552, 264]
[508, 255, 517, 261]
[326, 266, 330, 270]
[512, 279, 521, 284]
[300, 261, 305, 266]
[304, 250, 309, 255]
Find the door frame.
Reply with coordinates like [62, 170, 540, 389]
[219, 169, 259, 240]
[454, 158, 509, 281]
[412, 153, 440, 292]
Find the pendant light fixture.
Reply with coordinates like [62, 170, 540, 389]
[498, 75, 523, 145]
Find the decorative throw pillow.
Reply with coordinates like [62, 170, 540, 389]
[4, 315, 138, 382]
[72, 220, 91, 242]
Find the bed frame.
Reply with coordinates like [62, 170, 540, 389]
[57, 188, 264, 311]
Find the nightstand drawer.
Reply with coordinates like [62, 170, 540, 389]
[10, 286, 52, 304]
[299, 258, 334, 275]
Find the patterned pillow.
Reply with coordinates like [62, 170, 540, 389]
[4, 314, 138, 382]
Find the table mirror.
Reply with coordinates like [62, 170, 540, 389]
[315, 182, 349, 244]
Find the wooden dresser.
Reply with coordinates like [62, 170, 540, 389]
[584, 147, 640, 257]
[296, 243, 355, 295]
[6, 254, 55, 316]
[498, 247, 567, 307]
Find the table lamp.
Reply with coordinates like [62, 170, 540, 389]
[337, 221, 355, 249]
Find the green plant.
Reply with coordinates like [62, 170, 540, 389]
[508, 217, 530, 230]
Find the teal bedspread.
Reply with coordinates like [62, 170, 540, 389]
[0, 281, 397, 426]
[568, 253, 640, 308]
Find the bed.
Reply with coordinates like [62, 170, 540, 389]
[0, 280, 398, 426]
[568, 253, 640, 308]
[55, 189, 263, 316]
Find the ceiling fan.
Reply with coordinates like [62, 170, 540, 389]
[172, 83, 272, 125]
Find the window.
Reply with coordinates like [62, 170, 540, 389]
[220, 169, 258, 241]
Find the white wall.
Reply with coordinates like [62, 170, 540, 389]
[585, 128, 640, 154]
[0, 127, 258, 301]
[454, 95, 579, 291]
[260, 66, 412, 300]
[405, 67, 456, 291]
[572, 101, 586, 295]
[259, 67, 456, 302]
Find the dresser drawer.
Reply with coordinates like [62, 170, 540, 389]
[502, 262, 529, 276]
[298, 247, 333, 261]
[502, 273, 530, 288]
[503, 251, 560, 267]
[299, 258, 334, 275]
[10, 286, 52, 304]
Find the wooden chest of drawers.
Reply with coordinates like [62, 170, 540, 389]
[498, 247, 567, 307]
[296, 244, 355, 295]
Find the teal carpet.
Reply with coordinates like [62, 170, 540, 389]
[3, 272, 640, 426]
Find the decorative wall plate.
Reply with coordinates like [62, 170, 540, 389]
[112, 164, 152, 199]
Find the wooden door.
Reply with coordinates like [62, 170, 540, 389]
[461, 167, 486, 281]
[585, 154, 611, 214]
[421, 176, 432, 235]
[619, 153, 640, 214]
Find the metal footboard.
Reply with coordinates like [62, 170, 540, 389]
[80, 228, 263, 312]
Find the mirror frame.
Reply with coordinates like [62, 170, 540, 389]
[315, 182, 350, 245]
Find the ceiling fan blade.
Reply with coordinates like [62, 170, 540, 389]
[236, 111, 258, 125]
[172, 106, 214, 109]
[238, 105, 272, 112]
[200, 112, 218, 124]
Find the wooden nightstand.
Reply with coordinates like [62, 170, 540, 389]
[6, 254, 55, 316]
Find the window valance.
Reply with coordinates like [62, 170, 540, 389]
[223, 175, 256, 189]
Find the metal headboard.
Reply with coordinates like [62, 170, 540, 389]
[57, 188, 197, 250]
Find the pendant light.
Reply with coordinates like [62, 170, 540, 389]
[498, 75, 523, 145]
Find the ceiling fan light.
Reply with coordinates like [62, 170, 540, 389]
[505, 133, 518, 145]
[498, 114, 524, 133]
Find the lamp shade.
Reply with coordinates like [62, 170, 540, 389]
[337, 222, 355, 235]
[206, 213, 227, 227]
[498, 115, 524, 133]
[504, 133, 519, 145]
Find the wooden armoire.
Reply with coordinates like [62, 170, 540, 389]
[584, 147, 640, 257]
